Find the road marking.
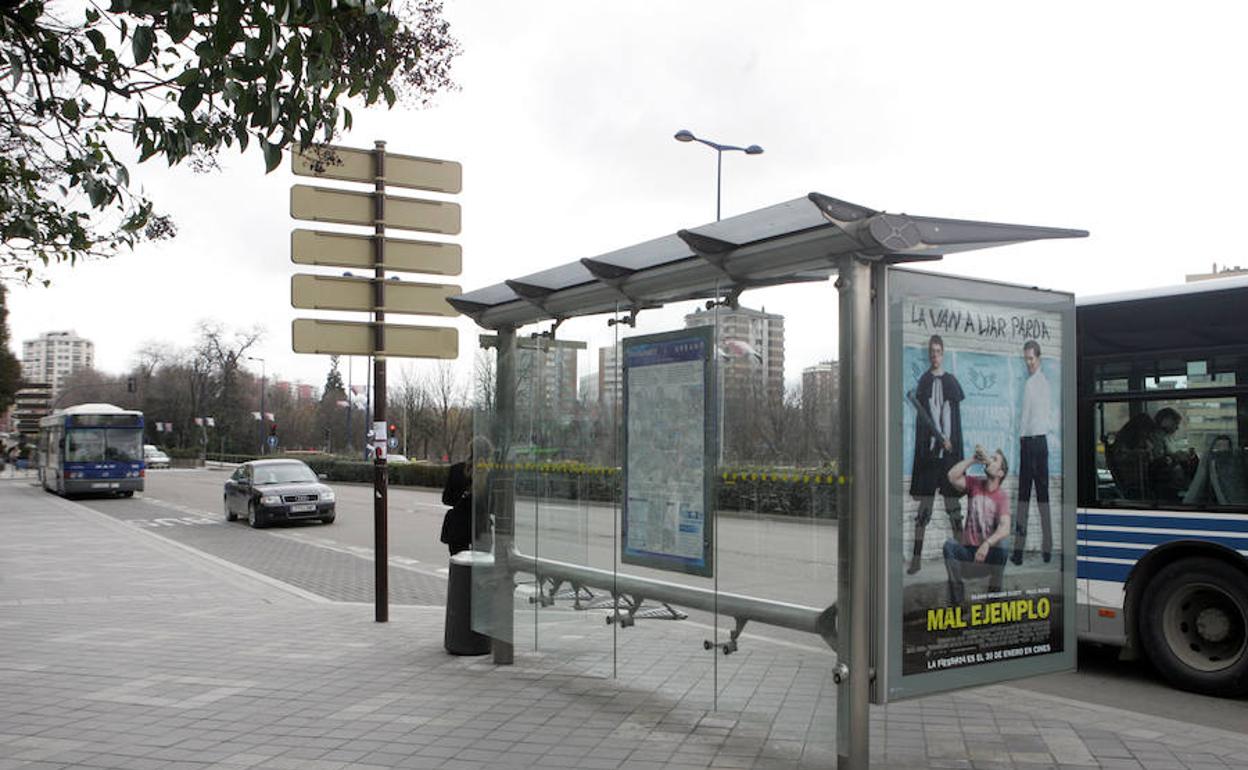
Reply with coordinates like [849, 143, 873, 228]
[129, 516, 219, 528]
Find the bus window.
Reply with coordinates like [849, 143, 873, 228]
[105, 429, 144, 462]
[1097, 397, 1244, 509]
[66, 430, 106, 463]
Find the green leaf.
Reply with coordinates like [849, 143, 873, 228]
[85, 29, 107, 54]
[261, 140, 281, 173]
[168, 7, 193, 43]
[178, 83, 202, 115]
[175, 67, 200, 85]
[133, 26, 154, 65]
[61, 99, 79, 121]
[8, 53, 23, 87]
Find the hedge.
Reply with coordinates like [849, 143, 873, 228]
[202, 454, 839, 519]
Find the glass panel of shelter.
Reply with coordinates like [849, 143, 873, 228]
[466, 279, 842, 713]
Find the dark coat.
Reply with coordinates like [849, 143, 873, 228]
[909, 370, 965, 498]
[440, 461, 473, 551]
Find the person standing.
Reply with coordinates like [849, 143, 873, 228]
[907, 334, 966, 575]
[439, 437, 494, 555]
[1013, 340, 1053, 564]
[943, 445, 1012, 605]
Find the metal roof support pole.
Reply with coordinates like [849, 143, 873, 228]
[836, 255, 876, 770]
[492, 325, 517, 665]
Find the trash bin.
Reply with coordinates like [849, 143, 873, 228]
[444, 550, 492, 655]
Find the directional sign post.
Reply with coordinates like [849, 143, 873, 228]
[291, 274, 461, 316]
[289, 141, 463, 625]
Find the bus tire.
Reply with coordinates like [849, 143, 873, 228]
[248, 501, 266, 529]
[1138, 557, 1248, 697]
[224, 497, 237, 522]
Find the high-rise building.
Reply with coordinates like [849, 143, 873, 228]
[21, 330, 94, 401]
[684, 305, 785, 405]
[683, 305, 785, 462]
[596, 345, 622, 409]
[802, 360, 839, 456]
[13, 382, 52, 436]
[515, 340, 582, 421]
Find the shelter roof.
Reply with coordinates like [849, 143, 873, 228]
[448, 193, 1087, 330]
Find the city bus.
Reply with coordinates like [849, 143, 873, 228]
[1076, 275, 1248, 696]
[37, 403, 145, 497]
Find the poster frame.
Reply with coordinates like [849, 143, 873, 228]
[877, 267, 1077, 703]
[621, 325, 717, 577]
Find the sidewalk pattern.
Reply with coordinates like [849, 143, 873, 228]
[2, 482, 1246, 770]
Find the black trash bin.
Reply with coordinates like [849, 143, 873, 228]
[444, 550, 492, 655]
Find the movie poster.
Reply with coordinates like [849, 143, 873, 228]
[897, 294, 1065, 679]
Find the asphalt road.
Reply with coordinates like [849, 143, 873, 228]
[75, 467, 1248, 732]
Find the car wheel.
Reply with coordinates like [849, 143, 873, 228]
[248, 500, 266, 529]
[321, 515, 336, 525]
[225, 496, 237, 522]
[1139, 557, 1248, 697]
[120, 490, 134, 498]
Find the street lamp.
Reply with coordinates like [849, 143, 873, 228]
[246, 355, 266, 455]
[674, 129, 763, 222]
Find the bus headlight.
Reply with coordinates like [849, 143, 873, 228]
[260, 495, 282, 506]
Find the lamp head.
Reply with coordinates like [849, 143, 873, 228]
[674, 129, 695, 143]
[745, 145, 764, 155]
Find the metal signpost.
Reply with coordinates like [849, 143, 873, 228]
[290, 142, 463, 623]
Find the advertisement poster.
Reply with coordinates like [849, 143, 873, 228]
[622, 327, 715, 576]
[897, 293, 1066, 680]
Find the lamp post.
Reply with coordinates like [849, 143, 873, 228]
[247, 356, 266, 455]
[673, 129, 763, 222]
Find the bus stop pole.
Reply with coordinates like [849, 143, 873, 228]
[836, 254, 874, 770]
[492, 326, 516, 664]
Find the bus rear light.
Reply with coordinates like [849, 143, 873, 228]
[139, 469, 145, 477]
[1098, 608, 1116, 618]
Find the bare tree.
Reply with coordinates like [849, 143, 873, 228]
[429, 361, 467, 461]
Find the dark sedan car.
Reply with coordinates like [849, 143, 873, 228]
[223, 459, 336, 528]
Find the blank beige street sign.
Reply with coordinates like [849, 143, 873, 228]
[291, 185, 461, 235]
[291, 230, 461, 275]
[291, 274, 461, 316]
[292, 319, 458, 359]
[291, 144, 462, 193]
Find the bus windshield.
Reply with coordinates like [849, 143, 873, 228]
[65, 428, 144, 463]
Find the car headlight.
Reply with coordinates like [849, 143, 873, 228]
[320, 489, 335, 502]
[260, 495, 282, 506]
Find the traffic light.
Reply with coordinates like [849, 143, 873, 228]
[269, 423, 278, 436]
[388, 423, 397, 438]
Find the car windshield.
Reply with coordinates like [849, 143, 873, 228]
[252, 463, 317, 485]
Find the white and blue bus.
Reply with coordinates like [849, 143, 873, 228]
[37, 403, 146, 497]
[1077, 275, 1248, 696]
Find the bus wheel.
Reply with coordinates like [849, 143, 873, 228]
[1139, 557, 1248, 697]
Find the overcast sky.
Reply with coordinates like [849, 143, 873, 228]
[8, 1, 1248, 392]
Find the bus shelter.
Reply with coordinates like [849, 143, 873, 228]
[447, 193, 1085, 769]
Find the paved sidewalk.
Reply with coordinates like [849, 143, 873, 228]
[1, 481, 1246, 770]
